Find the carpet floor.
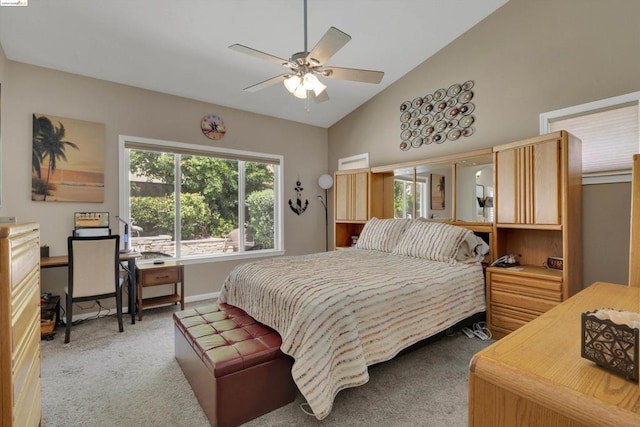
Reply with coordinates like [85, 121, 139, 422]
[41, 302, 492, 427]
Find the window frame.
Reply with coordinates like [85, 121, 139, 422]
[118, 135, 284, 263]
[540, 91, 640, 185]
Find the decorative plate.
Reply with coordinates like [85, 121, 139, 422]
[435, 120, 448, 132]
[421, 115, 433, 126]
[411, 137, 423, 148]
[401, 122, 409, 131]
[448, 119, 459, 128]
[411, 109, 419, 119]
[423, 135, 432, 145]
[420, 103, 434, 115]
[400, 111, 411, 122]
[437, 101, 448, 111]
[462, 126, 475, 137]
[447, 83, 462, 97]
[201, 114, 226, 140]
[432, 133, 445, 144]
[460, 102, 475, 116]
[423, 94, 433, 103]
[447, 129, 462, 141]
[434, 112, 444, 122]
[433, 88, 446, 101]
[462, 80, 475, 91]
[444, 107, 459, 120]
[457, 90, 474, 104]
[401, 129, 412, 141]
[412, 97, 424, 109]
[446, 97, 457, 108]
[400, 101, 412, 112]
[400, 141, 410, 151]
[459, 115, 475, 128]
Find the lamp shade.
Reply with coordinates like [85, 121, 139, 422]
[293, 85, 307, 99]
[318, 174, 334, 190]
[284, 75, 301, 93]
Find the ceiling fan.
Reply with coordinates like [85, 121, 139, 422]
[229, 0, 384, 103]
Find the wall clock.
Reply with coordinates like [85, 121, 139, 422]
[201, 114, 226, 140]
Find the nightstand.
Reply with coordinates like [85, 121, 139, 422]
[136, 261, 184, 320]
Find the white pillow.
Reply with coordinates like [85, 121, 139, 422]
[455, 234, 490, 263]
[392, 220, 472, 263]
[356, 217, 411, 252]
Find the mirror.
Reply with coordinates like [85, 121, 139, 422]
[454, 156, 493, 222]
[383, 149, 494, 223]
[393, 167, 415, 219]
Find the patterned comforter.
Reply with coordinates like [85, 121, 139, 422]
[218, 249, 485, 420]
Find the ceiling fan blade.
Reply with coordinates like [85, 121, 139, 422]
[311, 90, 329, 104]
[229, 44, 293, 68]
[306, 27, 351, 65]
[322, 66, 384, 84]
[243, 74, 288, 92]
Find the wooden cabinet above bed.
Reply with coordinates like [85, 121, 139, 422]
[333, 169, 393, 249]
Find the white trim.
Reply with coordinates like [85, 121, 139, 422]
[582, 172, 632, 185]
[539, 91, 640, 134]
[185, 291, 219, 303]
[338, 153, 370, 170]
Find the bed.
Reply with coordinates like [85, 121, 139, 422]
[218, 217, 487, 420]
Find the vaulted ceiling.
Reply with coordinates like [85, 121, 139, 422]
[0, 0, 508, 127]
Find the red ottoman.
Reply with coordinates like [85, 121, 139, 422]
[174, 303, 296, 427]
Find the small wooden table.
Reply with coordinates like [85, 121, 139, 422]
[136, 261, 184, 320]
[469, 282, 640, 427]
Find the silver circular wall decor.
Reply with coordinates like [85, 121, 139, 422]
[398, 80, 475, 150]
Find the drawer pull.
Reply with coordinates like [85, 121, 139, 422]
[156, 275, 170, 279]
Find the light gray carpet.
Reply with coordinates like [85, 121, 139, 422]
[41, 303, 492, 427]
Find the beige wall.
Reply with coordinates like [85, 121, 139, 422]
[328, 0, 640, 287]
[0, 60, 329, 305]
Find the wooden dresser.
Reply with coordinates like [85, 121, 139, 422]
[469, 282, 640, 427]
[0, 222, 41, 427]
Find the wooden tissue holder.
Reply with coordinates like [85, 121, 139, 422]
[581, 311, 639, 382]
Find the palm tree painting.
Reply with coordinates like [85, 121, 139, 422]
[430, 173, 446, 210]
[32, 113, 105, 202]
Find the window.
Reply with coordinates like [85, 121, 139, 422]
[119, 136, 283, 260]
[540, 91, 640, 184]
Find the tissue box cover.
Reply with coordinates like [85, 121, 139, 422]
[581, 311, 639, 382]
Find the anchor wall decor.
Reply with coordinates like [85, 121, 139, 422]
[289, 179, 308, 215]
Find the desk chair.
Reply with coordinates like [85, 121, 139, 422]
[65, 235, 125, 343]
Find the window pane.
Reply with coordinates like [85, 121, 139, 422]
[123, 138, 282, 259]
[129, 149, 176, 257]
[180, 155, 239, 255]
[245, 161, 275, 250]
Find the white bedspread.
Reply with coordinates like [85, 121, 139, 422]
[218, 249, 485, 420]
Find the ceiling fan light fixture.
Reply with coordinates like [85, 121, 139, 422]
[312, 79, 327, 96]
[284, 75, 301, 93]
[302, 72, 319, 90]
[293, 84, 307, 99]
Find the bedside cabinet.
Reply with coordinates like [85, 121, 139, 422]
[486, 265, 563, 339]
[136, 262, 184, 320]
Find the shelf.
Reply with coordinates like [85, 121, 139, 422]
[139, 293, 181, 309]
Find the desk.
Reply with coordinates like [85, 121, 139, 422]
[469, 282, 640, 427]
[41, 251, 142, 324]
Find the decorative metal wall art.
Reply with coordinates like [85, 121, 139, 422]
[399, 80, 475, 151]
[288, 179, 309, 215]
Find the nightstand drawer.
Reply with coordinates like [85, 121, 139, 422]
[490, 305, 539, 331]
[491, 288, 561, 313]
[489, 271, 562, 294]
[139, 267, 181, 286]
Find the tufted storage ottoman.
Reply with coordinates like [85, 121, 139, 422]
[174, 303, 296, 427]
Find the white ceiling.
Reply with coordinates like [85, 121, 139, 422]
[0, 0, 507, 128]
